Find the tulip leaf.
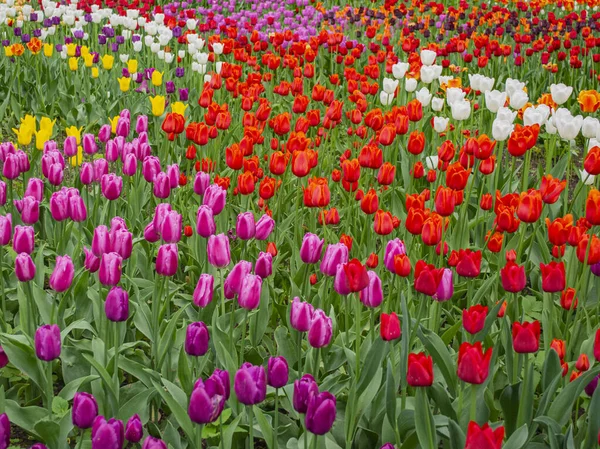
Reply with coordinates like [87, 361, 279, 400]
[0, 334, 45, 390]
[416, 327, 457, 396]
[447, 419, 465, 449]
[118, 357, 160, 388]
[82, 353, 118, 405]
[58, 374, 99, 401]
[117, 387, 156, 423]
[253, 405, 274, 449]
[471, 275, 496, 307]
[34, 418, 61, 449]
[541, 348, 561, 392]
[533, 416, 563, 436]
[503, 424, 528, 449]
[60, 319, 97, 341]
[385, 359, 397, 427]
[357, 338, 388, 395]
[274, 326, 297, 367]
[249, 282, 270, 347]
[500, 383, 521, 437]
[429, 383, 457, 422]
[478, 299, 504, 340]
[583, 382, 600, 449]
[400, 294, 410, 391]
[177, 345, 193, 396]
[222, 412, 243, 449]
[157, 304, 189, 369]
[414, 388, 438, 449]
[151, 380, 196, 444]
[4, 399, 45, 439]
[516, 357, 537, 429]
[548, 365, 600, 426]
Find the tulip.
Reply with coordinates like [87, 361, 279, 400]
[586, 189, 600, 225]
[111, 228, 132, 260]
[300, 233, 324, 264]
[124, 414, 143, 443]
[105, 287, 129, 322]
[267, 356, 289, 388]
[203, 184, 226, 215]
[49, 190, 69, 221]
[407, 352, 434, 387]
[72, 392, 98, 429]
[234, 362, 266, 405]
[196, 205, 216, 238]
[13, 225, 35, 254]
[290, 297, 314, 333]
[255, 214, 275, 240]
[156, 244, 178, 276]
[465, 422, 504, 449]
[457, 342, 492, 384]
[99, 252, 122, 286]
[308, 309, 332, 348]
[336, 259, 369, 295]
[463, 305, 488, 335]
[91, 417, 124, 449]
[80, 163, 94, 185]
[185, 322, 209, 356]
[433, 268, 454, 301]
[188, 376, 225, 424]
[305, 391, 336, 435]
[595, 329, 600, 362]
[293, 374, 319, 413]
[224, 261, 253, 299]
[236, 212, 255, 240]
[84, 247, 101, 273]
[207, 234, 230, 268]
[0, 346, 8, 368]
[160, 210, 182, 243]
[194, 172, 210, 196]
[512, 321, 541, 353]
[49, 255, 74, 292]
[0, 414, 9, 449]
[0, 214, 11, 246]
[193, 274, 214, 307]
[320, 243, 349, 276]
[19, 196, 40, 224]
[456, 250, 482, 278]
[15, 252, 36, 282]
[500, 261, 526, 293]
[255, 252, 273, 279]
[380, 312, 401, 341]
[100, 174, 123, 201]
[359, 271, 383, 308]
[35, 324, 61, 361]
[238, 274, 262, 310]
[540, 261, 565, 293]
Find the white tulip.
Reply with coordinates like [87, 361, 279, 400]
[580, 169, 596, 185]
[425, 155, 439, 170]
[582, 117, 600, 139]
[438, 75, 453, 86]
[545, 116, 557, 135]
[194, 38, 205, 51]
[589, 138, 600, 150]
[415, 87, 432, 106]
[509, 90, 529, 110]
[216, 61, 223, 74]
[433, 116, 449, 133]
[446, 87, 465, 106]
[485, 90, 507, 113]
[554, 108, 583, 140]
[204, 74, 212, 83]
[431, 97, 444, 112]
[186, 19, 198, 30]
[550, 83, 573, 105]
[523, 105, 549, 127]
[496, 107, 517, 123]
[187, 33, 198, 44]
[382, 78, 399, 95]
[164, 52, 174, 64]
[154, 13, 164, 24]
[198, 64, 207, 75]
[380, 91, 394, 106]
[143, 35, 153, 47]
[420, 65, 442, 84]
[150, 42, 160, 54]
[420, 49, 436, 66]
[212, 42, 224, 55]
[505, 78, 526, 98]
[119, 54, 129, 63]
[196, 52, 209, 65]
[405, 78, 418, 93]
[451, 99, 471, 121]
[178, 50, 186, 59]
[392, 62, 409, 79]
[492, 119, 514, 141]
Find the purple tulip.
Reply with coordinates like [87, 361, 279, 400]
[255, 214, 275, 240]
[160, 210, 182, 243]
[193, 274, 214, 308]
[24, 178, 43, 202]
[93, 159, 108, 182]
[267, 356, 289, 388]
[84, 247, 100, 273]
[153, 172, 171, 199]
[13, 225, 35, 254]
[3, 153, 20, 179]
[142, 156, 161, 183]
[80, 163, 94, 185]
[49, 190, 69, 221]
[585, 374, 600, 397]
[203, 184, 226, 215]
[0, 181, 6, 206]
[0, 413, 9, 449]
[105, 140, 119, 163]
[305, 391, 336, 435]
[0, 214, 10, 246]
[290, 297, 314, 333]
[64, 136, 78, 157]
[196, 205, 216, 238]
[30, 444, 48, 449]
[15, 253, 36, 282]
[101, 174, 123, 201]
[156, 244, 178, 276]
[144, 222, 160, 243]
[83, 133, 98, 154]
[0, 346, 8, 368]
[72, 392, 99, 429]
[92, 225, 111, 256]
[135, 115, 148, 134]
[15, 151, 29, 173]
[213, 369, 231, 400]
[99, 252, 122, 286]
[91, 416, 124, 449]
[224, 261, 253, 299]
[380, 444, 396, 449]
[307, 309, 332, 349]
[47, 163, 64, 186]
[333, 264, 351, 296]
[185, 322, 210, 356]
[34, 324, 61, 361]
[255, 252, 272, 279]
[19, 196, 39, 224]
[111, 228, 132, 260]
[193, 172, 210, 196]
[122, 153, 138, 176]
[207, 234, 230, 268]
[384, 239, 406, 273]
[236, 212, 255, 240]
[152, 203, 172, 232]
[293, 374, 319, 414]
[359, 271, 383, 308]
[124, 414, 143, 443]
[237, 274, 262, 310]
[116, 117, 130, 138]
[591, 262, 600, 277]
[319, 243, 349, 277]
[300, 233, 324, 264]
[69, 194, 87, 222]
[188, 375, 225, 424]
[49, 255, 74, 292]
[167, 164, 180, 189]
[234, 362, 266, 405]
[98, 124, 112, 143]
[105, 287, 129, 322]
[432, 268, 454, 302]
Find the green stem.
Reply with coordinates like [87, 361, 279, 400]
[46, 361, 53, 417]
[354, 298, 362, 378]
[470, 384, 477, 424]
[248, 406, 254, 449]
[196, 424, 204, 449]
[0, 246, 5, 332]
[240, 309, 249, 365]
[274, 390, 279, 449]
[113, 322, 120, 395]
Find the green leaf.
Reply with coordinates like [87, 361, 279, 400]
[58, 375, 99, 401]
[541, 349, 561, 391]
[500, 383, 521, 437]
[4, 400, 46, 439]
[357, 339, 388, 395]
[157, 304, 189, 368]
[34, 418, 61, 449]
[151, 380, 195, 444]
[117, 388, 155, 423]
[82, 353, 118, 407]
[52, 396, 70, 418]
[249, 283, 270, 347]
[222, 411, 243, 449]
[417, 327, 457, 396]
[516, 358, 537, 429]
[0, 334, 45, 390]
[414, 388, 438, 449]
[385, 359, 397, 427]
[448, 419, 465, 449]
[503, 424, 528, 449]
[583, 381, 600, 449]
[548, 365, 600, 426]
[253, 405, 273, 449]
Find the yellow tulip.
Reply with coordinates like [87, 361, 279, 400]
[151, 70, 163, 87]
[109, 116, 120, 134]
[12, 127, 33, 146]
[66, 43, 77, 57]
[35, 130, 50, 151]
[70, 146, 83, 167]
[171, 102, 188, 116]
[101, 54, 114, 70]
[21, 115, 36, 131]
[127, 59, 138, 73]
[68, 57, 79, 71]
[149, 95, 166, 116]
[91, 67, 99, 78]
[43, 43, 53, 57]
[80, 46, 90, 58]
[39, 117, 56, 135]
[65, 126, 83, 145]
[83, 53, 94, 68]
[118, 77, 131, 92]
[4, 46, 13, 57]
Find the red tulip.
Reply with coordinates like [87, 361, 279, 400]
[465, 422, 504, 449]
[512, 321, 541, 353]
[380, 312, 401, 341]
[457, 342, 492, 384]
[463, 305, 488, 335]
[540, 261, 565, 293]
[407, 352, 433, 386]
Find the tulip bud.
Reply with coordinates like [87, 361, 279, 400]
[80, 163, 94, 185]
[359, 271, 383, 308]
[91, 416, 125, 449]
[72, 392, 99, 429]
[111, 228, 132, 260]
[156, 244, 178, 276]
[136, 115, 148, 134]
[160, 210, 182, 243]
[305, 391, 336, 435]
[25, 178, 44, 202]
[49, 190, 69, 221]
[98, 125, 112, 143]
[20, 196, 40, 224]
[49, 255, 74, 292]
[99, 252, 122, 286]
[68, 194, 87, 222]
[238, 274, 263, 310]
[236, 212, 255, 240]
[254, 252, 273, 278]
[203, 184, 226, 215]
[0, 346, 8, 368]
[193, 274, 214, 308]
[207, 234, 230, 267]
[300, 233, 324, 264]
[15, 253, 36, 282]
[13, 225, 35, 254]
[290, 297, 314, 332]
[193, 172, 210, 196]
[293, 374, 319, 414]
[124, 414, 143, 443]
[0, 214, 11, 246]
[105, 287, 129, 322]
[255, 214, 275, 240]
[35, 324, 61, 361]
[224, 261, 253, 299]
[188, 375, 226, 424]
[234, 362, 267, 405]
[101, 174, 123, 201]
[380, 312, 401, 341]
[185, 322, 210, 356]
[122, 153, 138, 176]
[319, 243, 349, 276]
[84, 247, 101, 273]
[308, 309, 332, 348]
[267, 356, 289, 388]
[0, 413, 10, 449]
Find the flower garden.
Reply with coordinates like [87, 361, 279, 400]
[0, 0, 600, 448]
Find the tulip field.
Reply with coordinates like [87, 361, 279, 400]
[3, 0, 600, 448]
